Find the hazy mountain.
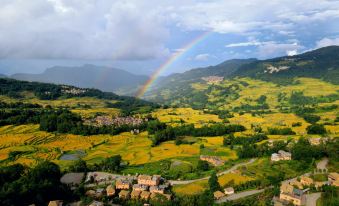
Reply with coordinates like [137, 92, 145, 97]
[11, 64, 148, 95]
[0, 74, 6, 78]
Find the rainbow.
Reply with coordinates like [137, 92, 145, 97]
[136, 31, 212, 98]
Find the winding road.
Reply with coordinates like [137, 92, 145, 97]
[168, 158, 257, 185]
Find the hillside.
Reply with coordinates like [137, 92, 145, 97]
[146, 46, 339, 107]
[231, 46, 339, 84]
[11, 64, 148, 95]
[0, 78, 157, 114]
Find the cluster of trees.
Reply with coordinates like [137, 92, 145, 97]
[0, 109, 42, 126]
[0, 101, 42, 109]
[0, 162, 72, 206]
[267, 127, 296, 135]
[233, 103, 269, 112]
[148, 121, 246, 145]
[237, 140, 289, 159]
[68, 155, 122, 174]
[223, 133, 268, 147]
[306, 124, 327, 134]
[289, 91, 339, 106]
[236, 137, 338, 164]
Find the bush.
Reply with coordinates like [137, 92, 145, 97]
[307, 124, 326, 134]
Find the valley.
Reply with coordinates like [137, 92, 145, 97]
[0, 47, 338, 206]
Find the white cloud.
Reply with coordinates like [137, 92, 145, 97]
[226, 41, 268, 48]
[0, 0, 170, 60]
[1, 0, 339, 60]
[257, 42, 303, 59]
[315, 37, 339, 48]
[287, 50, 298, 56]
[194, 53, 213, 61]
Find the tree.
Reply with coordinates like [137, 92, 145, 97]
[69, 159, 88, 172]
[307, 124, 326, 134]
[197, 160, 209, 171]
[208, 171, 221, 192]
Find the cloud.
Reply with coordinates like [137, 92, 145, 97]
[194, 53, 213, 61]
[0, 0, 170, 60]
[0, 0, 339, 60]
[226, 41, 265, 48]
[315, 37, 339, 48]
[287, 50, 298, 56]
[257, 42, 303, 58]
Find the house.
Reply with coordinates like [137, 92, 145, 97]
[224, 187, 234, 195]
[106, 185, 115, 196]
[300, 176, 313, 186]
[328, 172, 339, 186]
[308, 138, 321, 145]
[271, 150, 291, 162]
[214, 191, 225, 200]
[279, 183, 305, 206]
[200, 155, 225, 166]
[131, 190, 141, 199]
[119, 190, 130, 199]
[137, 175, 160, 186]
[140, 191, 151, 200]
[116, 179, 131, 190]
[150, 185, 165, 194]
[133, 184, 149, 191]
[48, 200, 63, 206]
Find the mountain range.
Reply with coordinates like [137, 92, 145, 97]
[4, 46, 339, 99]
[145, 46, 339, 105]
[10, 64, 148, 95]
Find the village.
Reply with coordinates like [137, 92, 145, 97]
[47, 146, 338, 206]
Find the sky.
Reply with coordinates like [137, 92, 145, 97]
[0, 0, 339, 76]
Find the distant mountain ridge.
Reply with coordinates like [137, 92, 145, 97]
[11, 64, 148, 95]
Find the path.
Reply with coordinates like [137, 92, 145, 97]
[305, 192, 321, 206]
[169, 158, 256, 185]
[215, 188, 266, 204]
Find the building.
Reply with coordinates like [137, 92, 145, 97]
[279, 183, 305, 206]
[150, 185, 165, 194]
[133, 184, 149, 191]
[131, 190, 141, 199]
[137, 175, 160, 186]
[271, 150, 292, 162]
[308, 138, 321, 145]
[48, 200, 63, 206]
[119, 190, 130, 199]
[116, 179, 131, 190]
[200, 155, 225, 166]
[224, 187, 234, 195]
[214, 191, 225, 200]
[106, 185, 115, 197]
[328, 172, 339, 186]
[140, 191, 151, 200]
